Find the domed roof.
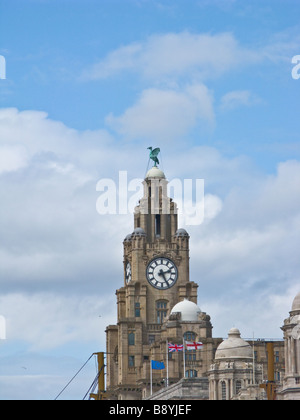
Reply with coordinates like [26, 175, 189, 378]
[124, 233, 132, 242]
[292, 292, 300, 312]
[132, 227, 146, 237]
[174, 228, 189, 237]
[215, 327, 252, 361]
[170, 299, 201, 322]
[145, 166, 165, 179]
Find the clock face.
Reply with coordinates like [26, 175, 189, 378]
[146, 257, 178, 290]
[125, 261, 132, 284]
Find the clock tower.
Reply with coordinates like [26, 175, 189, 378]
[105, 157, 211, 400]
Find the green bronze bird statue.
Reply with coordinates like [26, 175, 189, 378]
[147, 147, 160, 167]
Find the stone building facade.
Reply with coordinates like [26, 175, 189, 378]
[207, 328, 265, 400]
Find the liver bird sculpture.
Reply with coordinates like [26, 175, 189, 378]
[147, 147, 160, 167]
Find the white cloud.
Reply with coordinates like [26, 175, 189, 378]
[82, 31, 260, 83]
[219, 90, 261, 111]
[82, 42, 142, 80]
[0, 107, 299, 350]
[0, 144, 28, 173]
[106, 84, 215, 141]
[0, 293, 114, 351]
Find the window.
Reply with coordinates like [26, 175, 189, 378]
[221, 381, 226, 400]
[185, 369, 197, 378]
[275, 351, 279, 363]
[235, 380, 242, 395]
[148, 335, 155, 344]
[128, 356, 135, 367]
[135, 302, 140, 317]
[185, 351, 196, 361]
[156, 300, 168, 324]
[128, 332, 135, 346]
[155, 214, 161, 237]
[184, 331, 196, 341]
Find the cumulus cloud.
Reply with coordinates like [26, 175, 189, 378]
[106, 84, 215, 141]
[82, 31, 260, 83]
[0, 108, 299, 350]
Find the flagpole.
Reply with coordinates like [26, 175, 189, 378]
[252, 332, 255, 385]
[183, 337, 186, 379]
[166, 339, 169, 387]
[150, 359, 153, 396]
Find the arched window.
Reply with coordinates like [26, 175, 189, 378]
[221, 381, 226, 400]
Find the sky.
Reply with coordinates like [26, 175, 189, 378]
[0, 0, 300, 400]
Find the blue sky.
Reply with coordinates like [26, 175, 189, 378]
[0, 0, 300, 399]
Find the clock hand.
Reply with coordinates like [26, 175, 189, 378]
[158, 269, 171, 288]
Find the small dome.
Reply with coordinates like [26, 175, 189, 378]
[145, 166, 165, 179]
[174, 228, 189, 237]
[170, 299, 201, 322]
[132, 227, 146, 237]
[292, 292, 300, 312]
[124, 233, 132, 242]
[215, 327, 252, 361]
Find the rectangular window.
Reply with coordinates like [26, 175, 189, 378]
[128, 356, 135, 367]
[156, 300, 168, 324]
[155, 214, 161, 237]
[128, 332, 135, 346]
[184, 331, 196, 341]
[135, 302, 140, 317]
[235, 380, 242, 395]
[148, 335, 155, 344]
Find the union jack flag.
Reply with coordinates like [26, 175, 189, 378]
[168, 342, 184, 352]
